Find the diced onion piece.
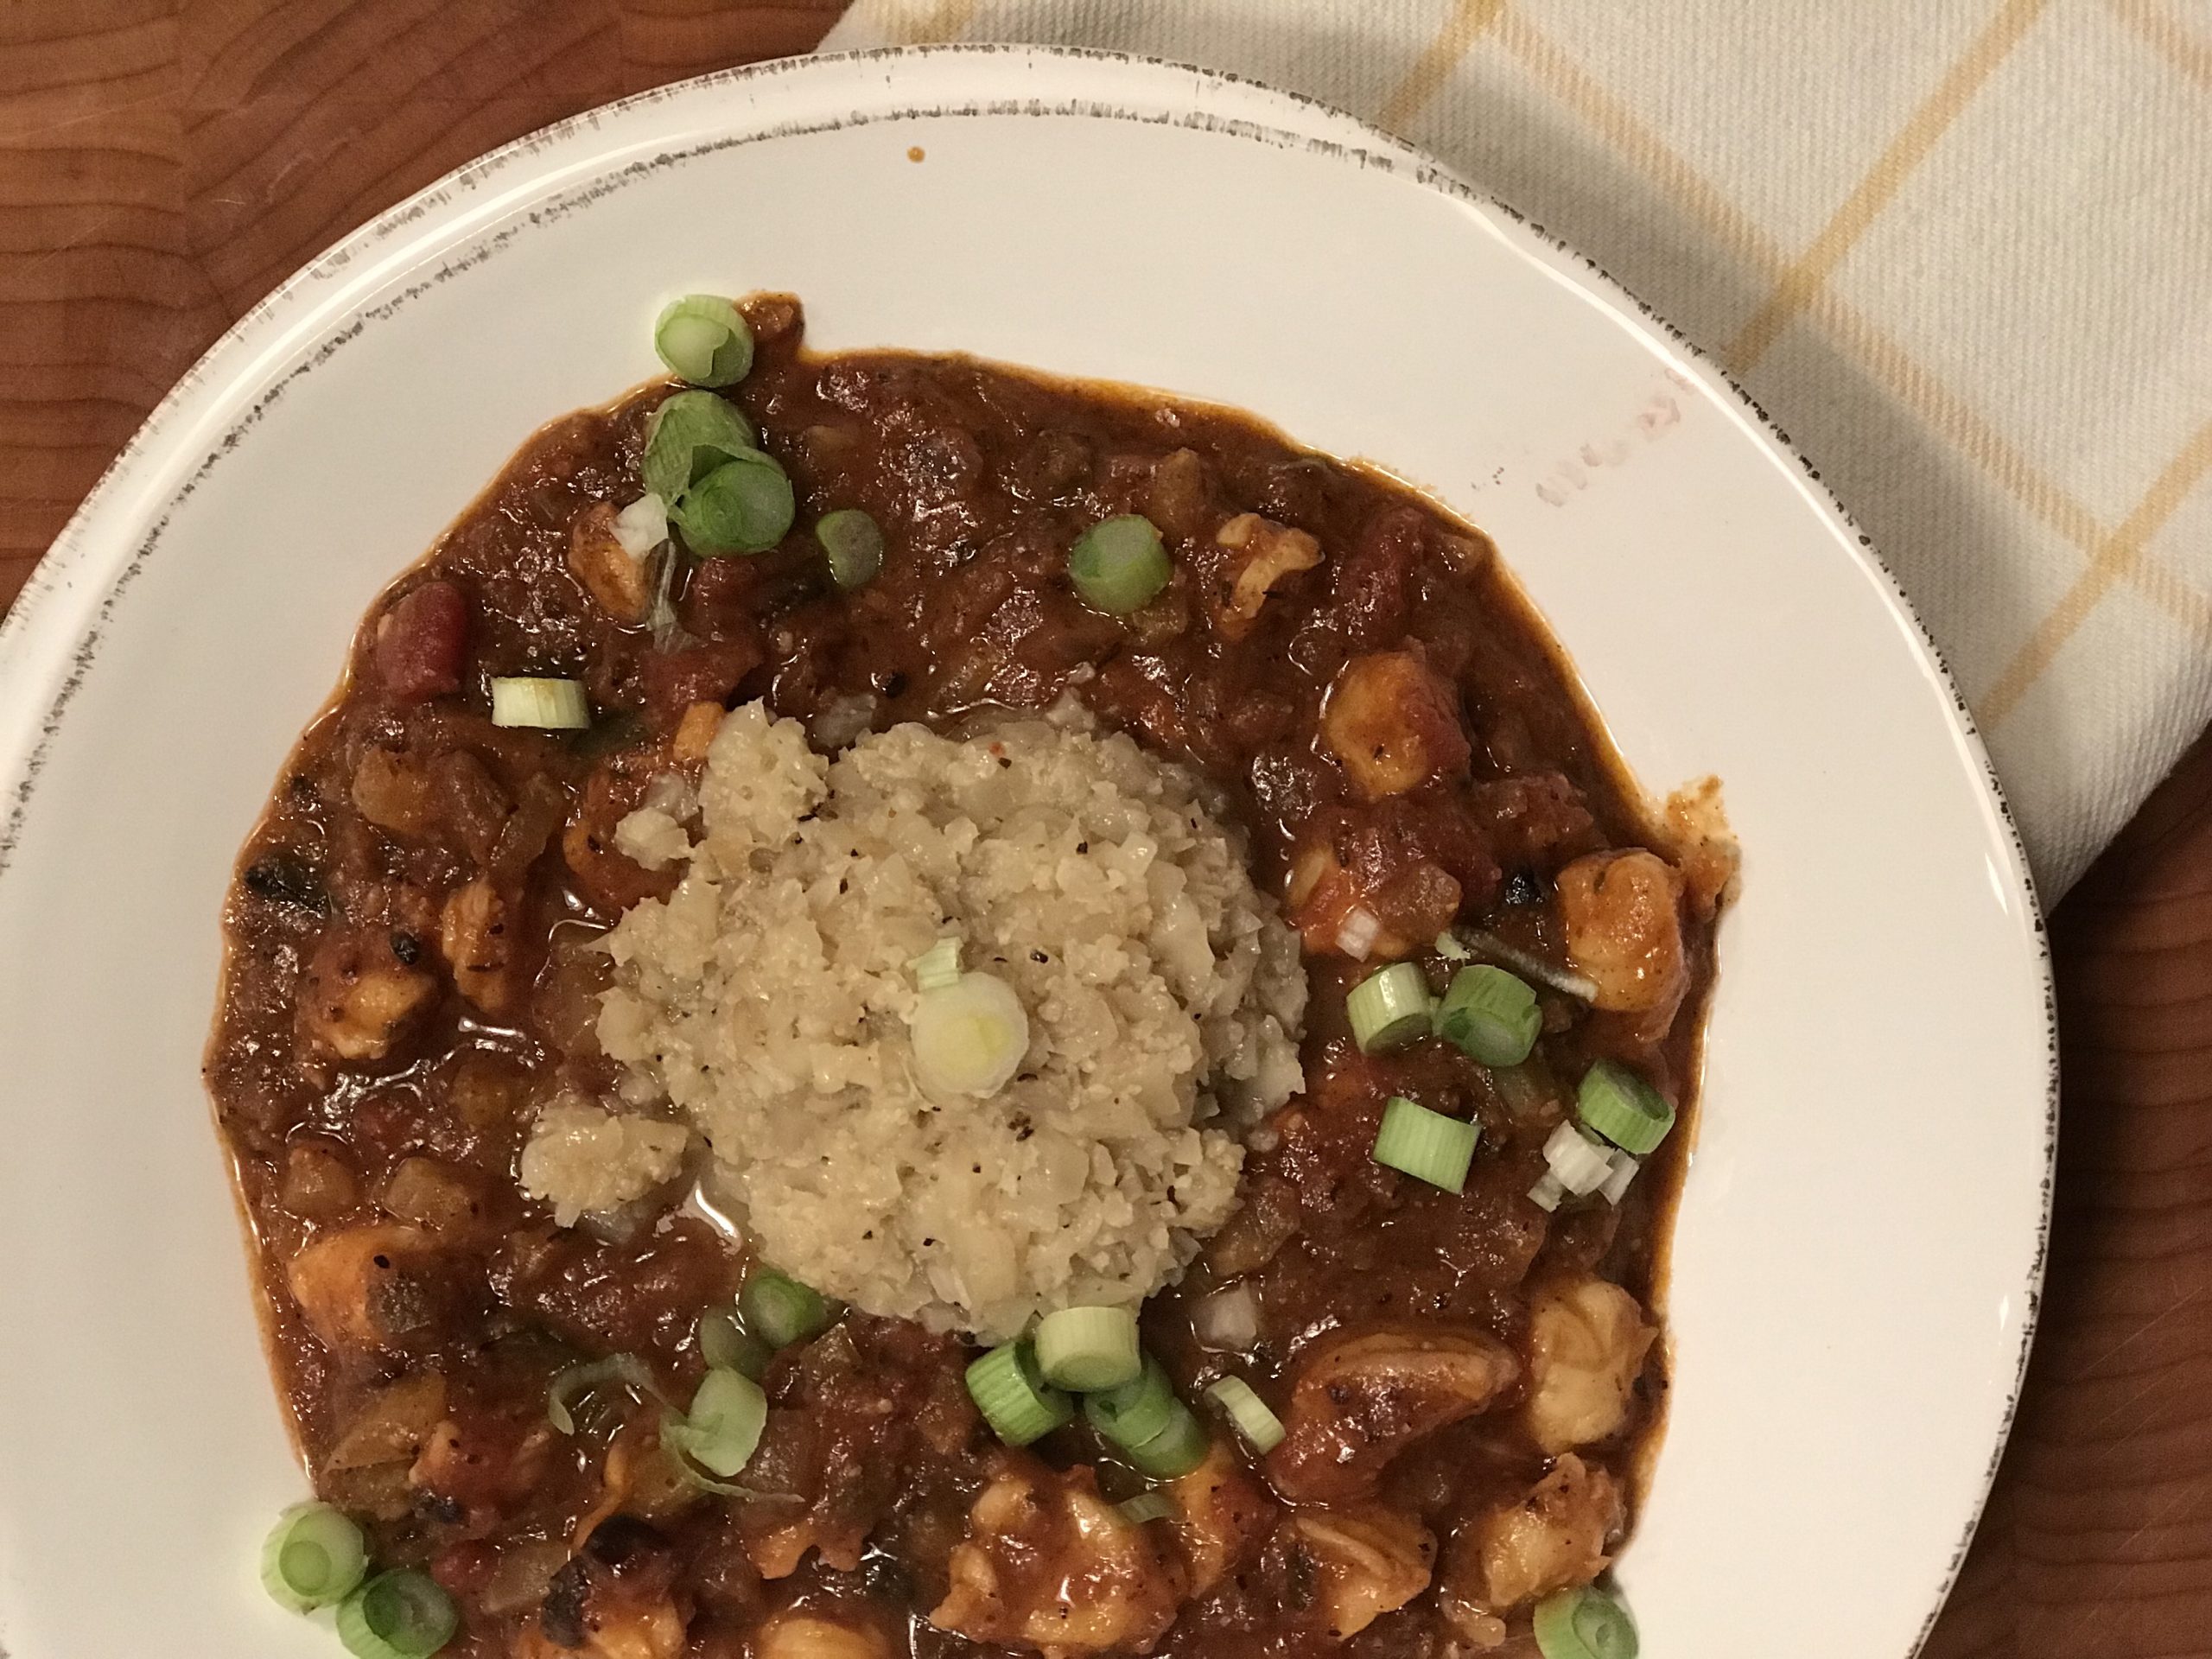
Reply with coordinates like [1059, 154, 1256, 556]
[697, 1310, 772, 1379]
[335, 1569, 458, 1659]
[1434, 964, 1541, 1067]
[967, 1339, 1075, 1446]
[1084, 1357, 1181, 1450]
[1335, 906, 1382, 960]
[547, 1352, 659, 1434]
[1124, 1402, 1210, 1478]
[1068, 514, 1172, 613]
[1528, 1172, 1567, 1212]
[1034, 1306, 1143, 1392]
[1118, 1491, 1173, 1525]
[909, 938, 962, 992]
[490, 677, 590, 730]
[1371, 1096, 1479, 1194]
[911, 973, 1030, 1097]
[1576, 1059, 1677, 1154]
[611, 493, 669, 558]
[262, 1503, 368, 1613]
[663, 1366, 767, 1478]
[1347, 963, 1435, 1054]
[1433, 930, 1471, 962]
[1533, 1584, 1640, 1659]
[741, 1270, 831, 1350]
[817, 508, 886, 589]
[1190, 1283, 1261, 1353]
[1599, 1148, 1641, 1206]
[1204, 1376, 1286, 1452]
[653, 295, 754, 387]
[1462, 928, 1599, 1001]
[1543, 1122, 1615, 1197]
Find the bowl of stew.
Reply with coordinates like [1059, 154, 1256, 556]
[0, 44, 2053, 1659]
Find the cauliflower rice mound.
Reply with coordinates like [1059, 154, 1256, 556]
[519, 700, 1306, 1342]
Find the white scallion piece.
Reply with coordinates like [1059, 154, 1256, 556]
[1433, 930, 1471, 962]
[1599, 1147, 1641, 1206]
[1528, 1171, 1567, 1212]
[1335, 906, 1382, 960]
[1543, 1121, 1615, 1197]
[612, 493, 669, 559]
[490, 676, 591, 729]
[910, 972, 1030, 1097]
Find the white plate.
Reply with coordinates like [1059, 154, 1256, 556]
[0, 45, 2052, 1659]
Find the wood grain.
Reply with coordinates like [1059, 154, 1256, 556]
[0, 0, 843, 608]
[3, 4, 2209, 1652]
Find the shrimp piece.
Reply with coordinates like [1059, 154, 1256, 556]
[931, 1454, 1185, 1656]
[1272, 1505, 1436, 1640]
[1211, 512, 1323, 640]
[1268, 1325, 1520, 1504]
[1440, 1453, 1624, 1618]
[1523, 1277, 1656, 1454]
[299, 929, 436, 1061]
[1162, 1441, 1277, 1595]
[438, 878, 519, 1014]
[1321, 651, 1471, 801]
[284, 1223, 444, 1358]
[1555, 849, 1687, 1020]
[753, 1611, 895, 1659]
[568, 500, 655, 623]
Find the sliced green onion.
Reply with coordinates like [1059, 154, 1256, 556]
[336, 1569, 458, 1659]
[1533, 1585, 1638, 1659]
[966, 1339, 1075, 1446]
[491, 677, 590, 730]
[654, 295, 754, 387]
[911, 972, 1030, 1097]
[909, 938, 962, 992]
[1034, 1306, 1142, 1392]
[642, 390, 759, 503]
[1433, 931, 1471, 962]
[1543, 1122, 1615, 1197]
[261, 1502, 368, 1613]
[1203, 1376, 1285, 1453]
[1347, 963, 1435, 1054]
[1068, 515, 1171, 613]
[817, 508, 885, 589]
[697, 1309, 772, 1379]
[662, 1366, 766, 1478]
[548, 1352, 660, 1434]
[1434, 964, 1541, 1067]
[1117, 1491, 1173, 1525]
[1124, 1402, 1210, 1479]
[1577, 1060, 1675, 1154]
[1371, 1096, 1478, 1193]
[1528, 1171, 1567, 1212]
[741, 1270, 831, 1350]
[671, 450, 796, 556]
[1084, 1357, 1180, 1451]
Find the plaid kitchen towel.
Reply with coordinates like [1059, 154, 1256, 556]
[825, 0, 2212, 898]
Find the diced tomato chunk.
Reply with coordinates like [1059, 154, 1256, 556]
[373, 581, 470, 701]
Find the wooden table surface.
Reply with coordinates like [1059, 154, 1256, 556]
[4, 4, 2207, 1654]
